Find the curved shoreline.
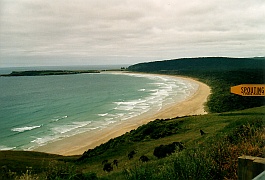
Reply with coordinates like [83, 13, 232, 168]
[34, 73, 211, 155]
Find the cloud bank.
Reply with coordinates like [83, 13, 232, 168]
[0, 0, 264, 66]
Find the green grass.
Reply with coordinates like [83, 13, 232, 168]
[0, 151, 79, 178]
[116, 107, 265, 180]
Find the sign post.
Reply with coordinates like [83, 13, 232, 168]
[231, 84, 265, 96]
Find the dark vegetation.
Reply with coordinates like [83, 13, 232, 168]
[153, 142, 185, 158]
[0, 57, 264, 179]
[128, 57, 265, 72]
[0, 70, 100, 76]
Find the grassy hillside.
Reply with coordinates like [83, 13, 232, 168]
[75, 106, 264, 180]
[1, 106, 264, 179]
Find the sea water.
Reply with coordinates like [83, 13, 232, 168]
[0, 68, 198, 151]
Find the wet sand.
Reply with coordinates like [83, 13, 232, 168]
[34, 74, 211, 155]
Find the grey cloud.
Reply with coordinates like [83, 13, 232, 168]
[0, 0, 264, 67]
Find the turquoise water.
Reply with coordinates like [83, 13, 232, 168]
[0, 71, 198, 151]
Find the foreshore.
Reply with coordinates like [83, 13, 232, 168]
[34, 73, 211, 156]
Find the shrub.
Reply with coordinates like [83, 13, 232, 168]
[153, 142, 184, 158]
[103, 163, 113, 172]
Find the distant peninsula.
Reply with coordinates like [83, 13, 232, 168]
[0, 70, 100, 76]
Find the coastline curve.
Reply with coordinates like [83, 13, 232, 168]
[34, 73, 211, 155]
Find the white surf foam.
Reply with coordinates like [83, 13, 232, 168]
[30, 121, 93, 146]
[51, 115, 68, 122]
[0, 145, 16, 150]
[98, 113, 108, 117]
[52, 121, 92, 134]
[11, 125, 42, 132]
[110, 73, 199, 122]
[138, 88, 146, 91]
[31, 136, 55, 145]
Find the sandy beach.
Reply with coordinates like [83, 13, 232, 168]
[34, 74, 211, 156]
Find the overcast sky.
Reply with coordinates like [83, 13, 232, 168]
[0, 0, 264, 67]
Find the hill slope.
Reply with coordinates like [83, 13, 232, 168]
[128, 57, 265, 72]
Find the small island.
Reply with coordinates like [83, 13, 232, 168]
[0, 70, 100, 77]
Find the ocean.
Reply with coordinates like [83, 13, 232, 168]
[0, 67, 198, 151]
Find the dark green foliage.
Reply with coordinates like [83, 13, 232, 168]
[0, 159, 97, 180]
[113, 159, 118, 167]
[44, 161, 75, 180]
[0, 166, 17, 180]
[0, 150, 71, 175]
[129, 119, 181, 141]
[128, 150, 136, 160]
[44, 161, 99, 180]
[123, 164, 157, 180]
[225, 119, 263, 144]
[139, 155, 150, 162]
[153, 142, 184, 158]
[201, 69, 265, 113]
[78, 137, 126, 161]
[103, 163, 113, 172]
[1, 70, 100, 76]
[171, 150, 217, 180]
[123, 150, 216, 180]
[128, 57, 265, 72]
[43, 160, 99, 180]
[84, 172, 99, 180]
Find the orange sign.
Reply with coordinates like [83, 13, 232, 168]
[231, 84, 265, 96]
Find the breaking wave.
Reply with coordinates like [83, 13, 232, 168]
[11, 125, 42, 133]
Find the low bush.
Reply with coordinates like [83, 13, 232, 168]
[153, 142, 184, 158]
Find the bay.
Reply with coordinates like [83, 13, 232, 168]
[0, 70, 198, 150]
